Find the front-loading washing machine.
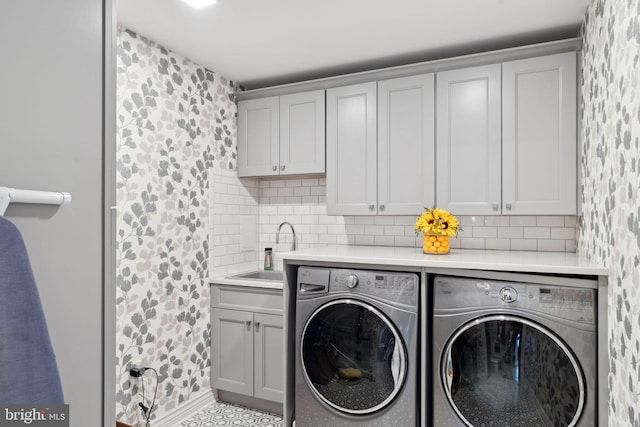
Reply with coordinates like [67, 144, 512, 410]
[432, 274, 598, 427]
[295, 266, 419, 426]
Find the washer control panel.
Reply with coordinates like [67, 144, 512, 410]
[330, 269, 418, 308]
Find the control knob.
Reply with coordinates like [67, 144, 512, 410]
[345, 274, 359, 289]
[499, 286, 518, 303]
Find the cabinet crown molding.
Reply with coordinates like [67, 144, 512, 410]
[236, 38, 581, 101]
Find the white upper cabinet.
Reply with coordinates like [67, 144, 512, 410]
[326, 82, 378, 215]
[436, 53, 577, 216]
[237, 96, 279, 177]
[279, 90, 325, 175]
[502, 52, 577, 214]
[436, 64, 502, 215]
[237, 90, 325, 177]
[378, 74, 435, 215]
[326, 74, 438, 216]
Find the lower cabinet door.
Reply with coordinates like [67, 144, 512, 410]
[253, 312, 284, 403]
[211, 308, 254, 396]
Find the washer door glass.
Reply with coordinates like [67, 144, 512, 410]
[301, 299, 407, 415]
[442, 315, 585, 427]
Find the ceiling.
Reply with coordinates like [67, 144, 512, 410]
[117, 0, 589, 89]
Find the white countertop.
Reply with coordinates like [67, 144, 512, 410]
[278, 246, 608, 276]
[210, 275, 283, 290]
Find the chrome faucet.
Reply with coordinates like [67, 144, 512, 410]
[276, 221, 296, 251]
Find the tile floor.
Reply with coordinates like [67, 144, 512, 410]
[180, 401, 283, 427]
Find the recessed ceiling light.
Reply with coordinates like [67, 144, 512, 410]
[181, 0, 217, 8]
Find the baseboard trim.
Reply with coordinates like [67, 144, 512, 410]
[152, 389, 214, 427]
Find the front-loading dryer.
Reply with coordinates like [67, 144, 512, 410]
[295, 267, 419, 426]
[432, 274, 598, 427]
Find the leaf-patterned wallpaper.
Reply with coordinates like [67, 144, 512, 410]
[115, 28, 237, 422]
[579, 1, 640, 425]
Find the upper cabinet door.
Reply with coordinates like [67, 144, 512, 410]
[237, 97, 279, 177]
[502, 52, 577, 215]
[326, 82, 377, 215]
[279, 90, 325, 176]
[378, 74, 435, 215]
[436, 64, 502, 215]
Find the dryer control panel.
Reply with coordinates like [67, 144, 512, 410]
[434, 276, 596, 324]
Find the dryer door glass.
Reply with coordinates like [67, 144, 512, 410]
[301, 299, 407, 415]
[442, 315, 584, 427]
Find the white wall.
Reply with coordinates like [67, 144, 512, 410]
[0, 1, 107, 426]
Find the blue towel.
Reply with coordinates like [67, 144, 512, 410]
[0, 216, 64, 403]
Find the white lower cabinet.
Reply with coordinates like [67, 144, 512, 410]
[211, 286, 284, 404]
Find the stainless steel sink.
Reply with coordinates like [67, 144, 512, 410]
[228, 270, 283, 282]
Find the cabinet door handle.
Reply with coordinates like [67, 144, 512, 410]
[505, 203, 512, 211]
[379, 204, 385, 212]
[281, 165, 286, 171]
[245, 320, 251, 327]
[492, 203, 499, 211]
[272, 165, 277, 171]
[254, 321, 260, 331]
[369, 204, 375, 211]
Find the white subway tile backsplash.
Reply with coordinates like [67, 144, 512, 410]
[485, 238, 511, 250]
[460, 238, 485, 249]
[354, 216, 375, 225]
[395, 236, 418, 247]
[356, 235, 375, 245]
[384, 225, 405, 236]
[484, 216, 510, 227]
[301, 196, 319, 204]
[211, 174, 578, 275]
[364, 225, 384, 235]
[327, 224, 346, 234]
[537, 239, 566, 252]
[460, 215, 484, 226]
[374, 216, 395, 225]
[510, 216, 537, 226]
[346, 224, 365, 235]
[510, 239, 537, 251]
[404, 226, 417, 236]
[551, 227, 576, 240]
[564, 216, 577, 227]
[375, 236, 395, 246]
[497, 226, 524, 239]
[537, 216, 565, 227]
[473, 227, 498, 238]
[301, 215, 319, 225]
[394, 216, 416, 225]
[277, 187, 294, 197]
[294, 186, 311, 196]
[285, 179, 302, 187]
[523, 227, 551, 239]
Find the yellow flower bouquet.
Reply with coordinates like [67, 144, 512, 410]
[414, 207, 460, 254]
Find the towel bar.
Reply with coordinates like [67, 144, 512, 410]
[0, 186, 72, 215]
